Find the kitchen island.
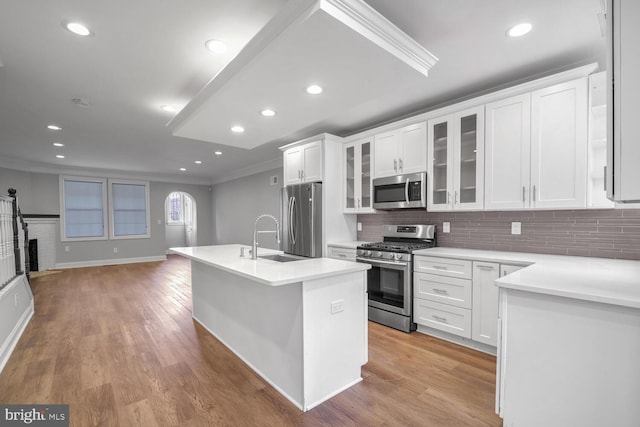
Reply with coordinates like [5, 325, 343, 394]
[169, 244, 370, 411]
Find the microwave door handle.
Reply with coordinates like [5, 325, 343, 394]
[405, 179, 410, 204]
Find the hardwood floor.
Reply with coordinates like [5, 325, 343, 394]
[0, 255, 502, 426]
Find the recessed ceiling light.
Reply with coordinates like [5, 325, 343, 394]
[214, 151, 222, 156]
[65, 22, 91, 36]
[507, 22, 532, 38]
[47, 125, 62, 131]
[261, 109, 276, 117]
[56, 154, 65, 159]
[179, 167, 187, 171]
[205, 39, 227, 54]
[194, 160, 202, 164]
[160, 105, 177, 113]
[52, 142, 65, 147]
[231, 125, 245, 133]
[306, 85, 323, 95]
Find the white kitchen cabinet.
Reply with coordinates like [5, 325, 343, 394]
[471, 262, 500, 346]
[428, 106, 485, 211]
[283, 140, 322, 185]
[413, 255, 473, 339]
[531, 78, 588, 209]
[606, 0, 640, 203]
[327, 245, 356, 261]
[344, 138, 374, 213]
[485, 93, 532, 210]
[588, 72, 614, 208]
[373, 122, 427, 178]
[485, 78, 588, 210]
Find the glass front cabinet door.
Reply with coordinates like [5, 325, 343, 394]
[344, 139, 374, 213]
[428, 106, 484, 211]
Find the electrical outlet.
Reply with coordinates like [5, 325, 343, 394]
[442, 222, 450, 233]
[64, 246, 70, 252]
[511, 222, 522, 235]
[113, 247, 118, 253]
[330, 299, 345, 314]
[357, 222, 362, 232]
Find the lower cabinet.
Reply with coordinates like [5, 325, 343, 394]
[471, 262, 500, 346]
[327, 245, 356, 261]
[414, 254, 524, 350]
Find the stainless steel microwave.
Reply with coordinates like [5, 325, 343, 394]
[372, 172, 427, 209]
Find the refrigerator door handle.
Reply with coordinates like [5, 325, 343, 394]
[310, 185, 315, 255]
[289, 196, 296, 244]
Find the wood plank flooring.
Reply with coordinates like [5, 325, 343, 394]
[0, 255, 502, 426]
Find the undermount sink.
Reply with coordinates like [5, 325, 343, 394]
[259, 254, 307, 263]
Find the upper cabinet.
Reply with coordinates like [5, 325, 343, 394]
[344, 138, 375, 213]
[373, 122, 427, 178]
[283, 140, 323, 185]
[606, 0, 640, 202]
[485, 78, 588, 210]
[427, 106, 485, 211]
[588, 72, 614, 208]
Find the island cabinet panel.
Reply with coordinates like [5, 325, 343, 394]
[497, 288, 640, 427]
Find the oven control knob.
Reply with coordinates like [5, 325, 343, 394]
[394, 253, 401, 260]
[365, 250, 371, 257]
[376, 251, 383, 258]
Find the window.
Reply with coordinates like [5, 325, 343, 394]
[166, 192, 184, 225]
[60, 176, 108, 241]
[109, 179, 150, 239]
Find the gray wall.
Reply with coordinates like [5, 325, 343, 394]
[0, 167, 213, 265]
[212, 168, 282, 249]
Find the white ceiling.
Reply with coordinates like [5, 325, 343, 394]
[0, 0, 606, 185]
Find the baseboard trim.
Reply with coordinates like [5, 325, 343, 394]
[416, 325, 497, 356]
[55, 255, 167, 269]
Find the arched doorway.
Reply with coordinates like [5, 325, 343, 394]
[165, 192, 197, 248]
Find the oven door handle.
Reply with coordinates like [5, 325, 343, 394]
[356, 257, 409, 269]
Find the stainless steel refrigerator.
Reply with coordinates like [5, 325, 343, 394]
[281, 183, 322, 258]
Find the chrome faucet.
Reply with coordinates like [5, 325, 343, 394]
[252, 214, 280, 260]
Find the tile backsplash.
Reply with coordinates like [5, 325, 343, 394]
[357, 209, 640, 260]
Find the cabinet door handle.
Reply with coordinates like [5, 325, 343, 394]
[603, 166, 607, 191]
[522, 186, 525, 203]
[533, 185, 536, 202]
[432, 288, 448, 294]
[432, 315, 448, 323]
[454, 190, 458, 204]
[447, 192, 451, 205]
[476, 264, 495, 271]
[358, 198, 361, 208]
[301, 169, 305, 180]
[399, 158, 403, 172]
[297, 170, 301, 179]
[393, 159, 398, 172]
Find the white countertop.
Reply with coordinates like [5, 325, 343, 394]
[170, 244, 370, 287]
[327, 241, 370, 249]
[413, 247, 640, 309]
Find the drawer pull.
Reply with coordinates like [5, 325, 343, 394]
[433, 266, 448, 270]
[432, 315, 448, 323]
[338, 254, 347, 258]
[432, 288, 448, 295]
[476, 265, 495, 271]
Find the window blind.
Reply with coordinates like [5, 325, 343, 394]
[63, 180, 105, 238]
[112, 183, 147, 236]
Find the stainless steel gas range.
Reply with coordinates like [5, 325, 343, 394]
[356, 224, 436, 333]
